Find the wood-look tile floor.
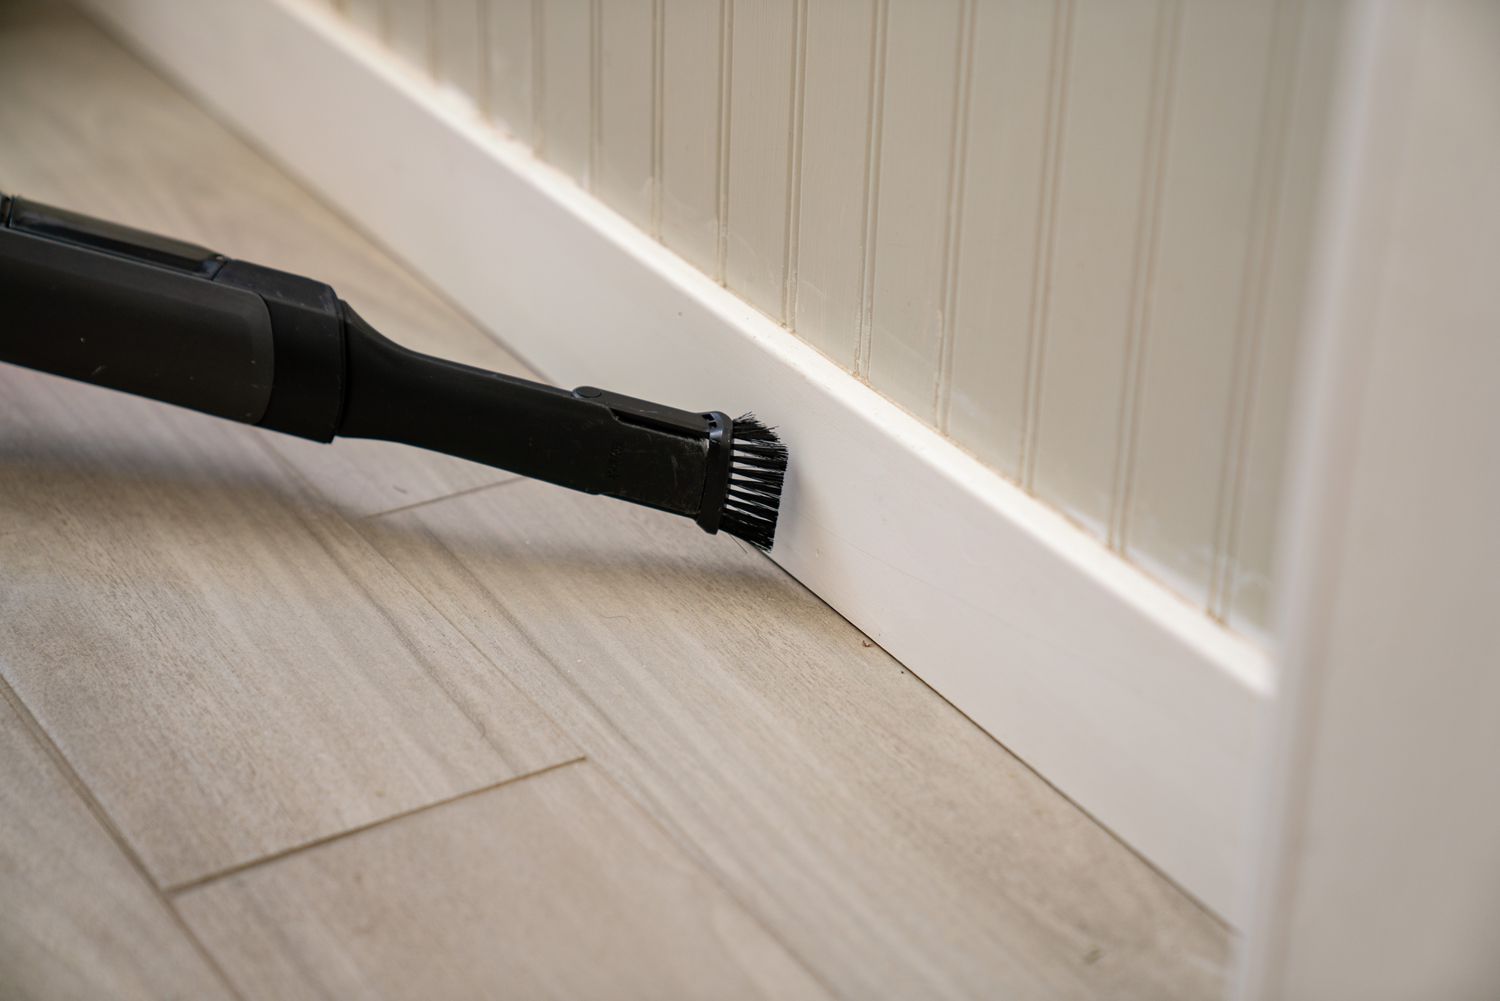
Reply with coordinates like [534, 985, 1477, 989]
[0, 4, 1230, 999]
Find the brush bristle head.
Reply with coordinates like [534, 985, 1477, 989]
[718, 414, 787, 552]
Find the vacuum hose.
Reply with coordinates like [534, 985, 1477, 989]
[0, 193, 785, 550]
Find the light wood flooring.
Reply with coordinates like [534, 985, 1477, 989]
[0, 4, 1229, 998]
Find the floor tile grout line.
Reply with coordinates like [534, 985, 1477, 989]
[214, 435, 580, 771]
[0, 674, 251, 1001]
[344, 490, 589, 767]
[8, 432, 590, 928]
[358, 472, 530, 520]
[585, 757, 850, 1001]
[165, 756, 587, 897]
[388, 522, 680, 781]
[369, 523, 854, 1001]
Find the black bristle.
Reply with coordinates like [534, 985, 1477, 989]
[717, 413, 786, 552]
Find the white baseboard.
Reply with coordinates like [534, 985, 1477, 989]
[82, 0, 1270, 922]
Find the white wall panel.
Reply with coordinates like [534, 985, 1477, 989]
[318, 0, 1331, 636]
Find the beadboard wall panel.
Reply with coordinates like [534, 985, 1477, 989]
[484, 1, 532, 142]
[1224, 0, 1342, 632]
[791, 0, 874, 367]
[432, 0, 483, 102]
[597, 0, 655, 230]
[536, 0, 590, 185]
[386, 0, 431, 73]
[1124, 0, 1280, 603]
[1028, 0, 1167, 537]
[863, 0, 964, 416]
[723, 0, 798, 321]
[657, 0, 722, 277]
[343, 0, 383, 39]
[309, 0, 1328, 635]
[943, 0, 1058, 480]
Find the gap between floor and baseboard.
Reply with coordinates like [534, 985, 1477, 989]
[81, 0, 1270, 925]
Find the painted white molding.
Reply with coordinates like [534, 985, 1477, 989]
[82, 0, 1270, 922]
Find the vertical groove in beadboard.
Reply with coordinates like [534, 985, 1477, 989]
[723, 1, 798, 319]
[385, 0, 435, 75]
[650, 0, 664, 239]
[780, 0, 808, 326]
[936, 0, 977, 430]
[432, 1, 486, 105]
[483, 1, 533, 142]
[713, 0, 734, 283]
[1107, 0, 1182, 552]
[425, 0, 435, 74]
[855, 0, 889, 380]
[343, 0, 385, 40]
[588, 0, 601, 192]
[530, 0, 544, 155]
[789, 0, 878, 366]
[1018, 0, 1074, 491]
[476, 0, 492, 117]
[657, 0, 721, 273]
[1208, 0, 1303, 620]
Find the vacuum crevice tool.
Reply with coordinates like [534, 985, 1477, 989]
[0, 192, 786, 550]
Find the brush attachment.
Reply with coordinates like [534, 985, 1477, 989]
[717, 415, 787, 551]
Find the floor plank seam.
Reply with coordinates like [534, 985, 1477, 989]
[362, 517, 853, 1000]
[164, 755, 588, 896]
[346, 510, 588, 777]
[0, 673, 251, 1001]
[585, 756, 852, 1001]
[292, 507, 847, 993]
[357, 473, 528, 521]
[249, 432, 575, 765]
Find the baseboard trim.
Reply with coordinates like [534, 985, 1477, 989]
[82, 0, 1269, 922]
